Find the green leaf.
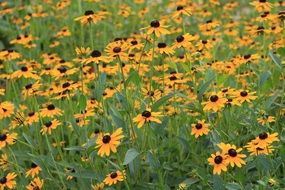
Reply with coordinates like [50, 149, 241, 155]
[22, 132, 35, 147]
[181, 178, 199, 186]
[125, 69, 141, 86]
[123, 148, 139, 165]
[213, 175, 225, 190]
[78, 94, 87, 111]
[255, 155, 271, 172]
[116, 92, 130, 111]
[108, 104, 126, 130]
[225, 183, 241, 190]
[151, 93, 174, 111]
[277, 47, 285, 56]
[198, 72, 215, 101]
[146, 151, 160, 169]
[269, 51, 282, 69]
[258, 71, 271, 88]
[265, 91, 279, 109]
[64, 146, 85, 151]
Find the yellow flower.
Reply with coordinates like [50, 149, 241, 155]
[103, 170, 125, 186]
[208, 152, 229, 175]
[234, 90, 257, 103]
[142, 20, 170, 37]
[40, 119, 61, 135]
[96, 128, 124, 157]
[133, 109, 162, 128]
[26, 177, 44, 190]
[202, 93, 227, 112]
[0, 133, 17, 149]
[26, 163, 42, 177]
[0, 172, 17, 190]
[191, 120, 210, 138]
[217, 143, 246, 168]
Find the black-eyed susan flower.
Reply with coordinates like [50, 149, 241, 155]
[83, 50, 110, 64]
[133, 109, 162, 128]
[142, 20, 170, 37]
[0, 133, 17, 149]
[11, 66, 40, 80]
[0, 172, 17, 189]
[40, 119, 61, 135]
[25, 111, 39, 125]
[172, 33, 197, 49]
[252, 132, 279, 148]
[103, 170, 125, 186]
[96, 128, 124, 157]
[245, 132, 279, 156]
[26, 177, 44, 190]
[202, 93, 227, 112]
[22, 81, 41, 98]
[208, 152, 228, 175]
[172, 5, 192, 18]
[0, 154, 9, 170]
[74, 10, 104, 25]
[191, 120, 210, 138]
[244, 141, 274, 156]
[250, 0, 273, 12]
[0, 101, 14, 119]
[218, 143, 246, 168]
[105, 41, 129, 61]
[91, 182, 104, 190]
[234, 90, 257, 103]
[40, 104, 62, 118]
[257, 112, 275, 125]
[156, 42, 174, 55]
[26, 163, 42, 177]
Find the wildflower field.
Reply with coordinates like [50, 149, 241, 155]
[0, 0, 285, 189]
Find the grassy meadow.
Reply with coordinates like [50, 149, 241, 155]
[0, 0, 285, 189]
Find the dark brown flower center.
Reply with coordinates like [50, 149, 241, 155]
[157, 42, 167, 48]
[177, 5, 184, 11]
[25, 84, 33, 89]
[62, 82, 70, 88]
[84, 10, 94, 15]
[58, 67, 67, 73]
[21, 66, 28, 72]
[47, 104, 55, 110]
[31, 163, 38, 168]
[169, 75, 177, 81]
[259, 0, 266, 2]
[131, 40, 138, 45]
[259, 132, 268, 140]
[228, 148, 237, 157]
[195, 123, 202, 129]
[102, 135, 111, 144]
[210, 95, 219, 102]
[240, 91, 248, 97]
[244, 54, 251, 59]
[142, 110, 151, 118]
[110, 172, 118, 179]
[28, 112, 35, 117]
[176, 35, 184, 42]
[0, 134, 7, 141]
[214, 155, 223, 164]
[45, 121, 52, 128]
[147, 91, 154, 96]
[113, 47, 121, 53]
[0, 177, 7, 184]
[91, 50, 101, 57]
[150, 20, 160, 28]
